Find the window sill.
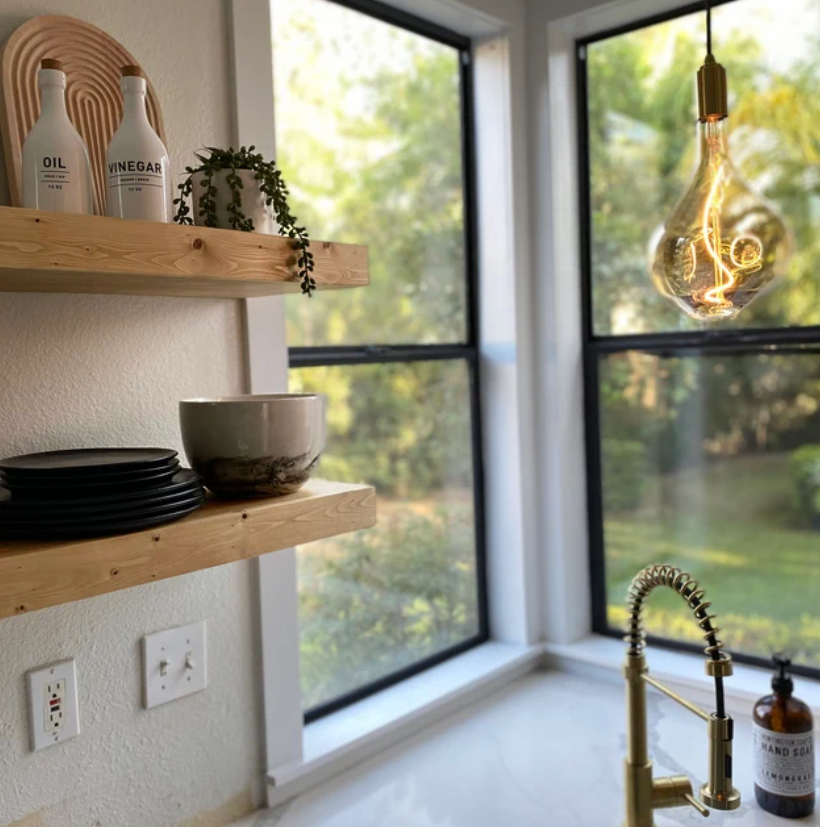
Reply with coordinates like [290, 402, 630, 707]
[266, 641, 545, 804]
[546, 635, 820, 719]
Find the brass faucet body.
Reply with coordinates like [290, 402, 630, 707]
[623, 565, 741, 826]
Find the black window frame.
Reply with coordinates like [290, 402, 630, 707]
[283, 0, 490, 722]
[577, 0, 820, 681]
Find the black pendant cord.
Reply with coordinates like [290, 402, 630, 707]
[706, 0, 712, 55]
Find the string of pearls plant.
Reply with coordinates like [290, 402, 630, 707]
[173, 146, 315, 296]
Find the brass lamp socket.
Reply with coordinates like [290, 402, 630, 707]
[697, 54, 727, 121]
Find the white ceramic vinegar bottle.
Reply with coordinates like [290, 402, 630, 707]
[106, 65, 171, 222]
[22, 58, 93, 214]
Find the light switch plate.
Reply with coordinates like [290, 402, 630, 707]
[142, 620, 207, 709]
[27, 659, 80, 751]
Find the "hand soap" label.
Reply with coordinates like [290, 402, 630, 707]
[753, 722, 815, 797]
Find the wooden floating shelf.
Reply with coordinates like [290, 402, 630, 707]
[0, 206, 369, 298]
[0, 480, 376, 620]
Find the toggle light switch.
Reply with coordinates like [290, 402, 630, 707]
[142, 620, 207, 709]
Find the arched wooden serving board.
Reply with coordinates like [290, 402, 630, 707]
[0, 15, 167, 214]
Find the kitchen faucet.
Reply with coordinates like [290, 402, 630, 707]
[623, 564, 741, 826]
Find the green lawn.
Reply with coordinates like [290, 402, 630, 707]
[605, 453, 820, 665]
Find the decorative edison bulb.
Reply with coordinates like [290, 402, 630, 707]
[650, 60, 790, 321]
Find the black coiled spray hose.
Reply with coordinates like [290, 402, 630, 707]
[625, 564, 727, 718]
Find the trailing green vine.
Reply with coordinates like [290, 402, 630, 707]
[174, 146, 315, 296]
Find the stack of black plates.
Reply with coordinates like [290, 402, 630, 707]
[0, 448, 205, 540]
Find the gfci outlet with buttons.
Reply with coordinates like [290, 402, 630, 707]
[27, 659, 80, 751]
[142, 620, 207, 709]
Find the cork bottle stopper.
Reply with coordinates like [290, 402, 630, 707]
[41, 58, 63, 71]
[121, 65, 143, 78]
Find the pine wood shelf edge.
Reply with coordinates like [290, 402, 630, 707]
[0, 480, 376, 620]
[0, 207, 369, 297]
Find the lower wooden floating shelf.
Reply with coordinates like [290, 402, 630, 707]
[0, 479, 376, 621]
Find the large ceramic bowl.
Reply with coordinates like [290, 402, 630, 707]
[179, 394, 326, 498]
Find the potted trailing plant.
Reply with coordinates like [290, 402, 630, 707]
[174, 146, 315, 296]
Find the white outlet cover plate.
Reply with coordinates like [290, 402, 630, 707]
[27, 659, 80, 751]
[142, 620, 207, 709]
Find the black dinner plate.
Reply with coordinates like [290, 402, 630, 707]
[0, 448, 178, 475]
[0, 490, 205, 524]
[0, 469, 202, 509]
[0, 499, 204, 540]
[1, 465, 182, 498]
[1, 461, 181, 487]
[0, 455, 179, 480]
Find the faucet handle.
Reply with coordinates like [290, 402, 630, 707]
[684, 792, 710, 817]
[652, 775, 707, 815]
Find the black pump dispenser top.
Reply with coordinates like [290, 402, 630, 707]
[772, 653, 794, 697]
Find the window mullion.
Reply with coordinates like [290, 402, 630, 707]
[288, 343, 478, 367]
[589, 329, 820, 355]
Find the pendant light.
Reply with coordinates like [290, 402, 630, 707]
[650, 1, 790, 321]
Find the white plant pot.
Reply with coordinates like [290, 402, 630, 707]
[191, 168, 278, 234]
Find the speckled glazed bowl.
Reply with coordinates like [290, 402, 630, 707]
[179, 395, 326, 498]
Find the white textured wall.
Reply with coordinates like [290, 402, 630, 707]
[0, 1, 267, 825]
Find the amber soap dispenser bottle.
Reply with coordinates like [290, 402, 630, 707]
[753, 654, 815, 818]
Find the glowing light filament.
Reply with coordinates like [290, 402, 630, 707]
[670, 149, 768, 319]
[699, 162, 762, 307]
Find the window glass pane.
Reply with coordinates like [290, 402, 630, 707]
[290, 360, 480, 710]
[587, 0, 820, 335]
[600, 350, 820, 664]
[272, 0, 468, 346]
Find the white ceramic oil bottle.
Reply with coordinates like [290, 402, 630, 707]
[22, 58, 93, 214]
[106, 65, 171, 222]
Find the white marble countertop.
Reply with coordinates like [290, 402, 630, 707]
[242, 670, 817, 827]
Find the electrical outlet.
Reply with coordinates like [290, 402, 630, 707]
[44, 678, 66, 732]
[27, 659, 80, 751]
[142, 620, 207, 709]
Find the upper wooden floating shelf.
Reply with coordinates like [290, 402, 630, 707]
[0, 480, 376, 621]
[0, 207, 369, 298]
